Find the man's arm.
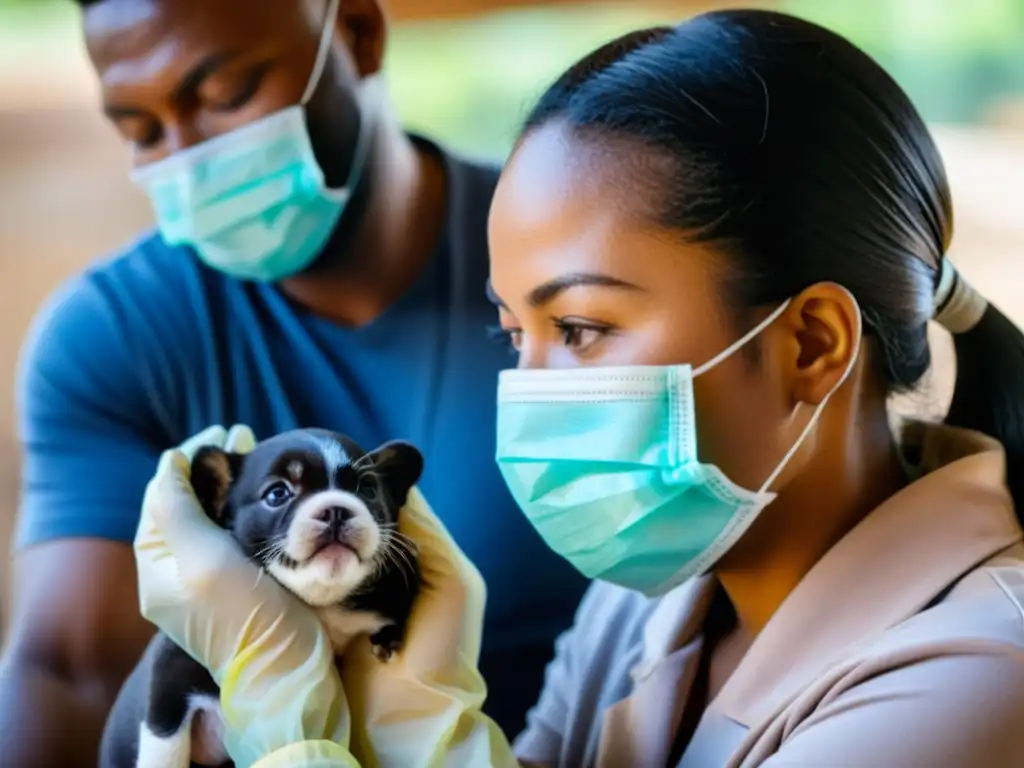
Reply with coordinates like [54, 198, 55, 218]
[1, 268, 175, 765]
[0, 541, 155, 766]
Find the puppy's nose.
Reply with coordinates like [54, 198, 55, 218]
[317, 506, 354, 532]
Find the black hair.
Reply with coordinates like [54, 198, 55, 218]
[521, 9, 1024, 512]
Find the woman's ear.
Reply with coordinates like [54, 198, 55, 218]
[367, 440, 424, 507]
[786, 282, 863, 407]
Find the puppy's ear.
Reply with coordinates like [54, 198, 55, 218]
[190, 447, 246, 527]
[367, 440, 423, 507]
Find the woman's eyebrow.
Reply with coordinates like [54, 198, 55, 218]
[486, 273, 645, 310]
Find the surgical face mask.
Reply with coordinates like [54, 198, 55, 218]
[131, 0, 371, 282]
[496, 299, 859, 597]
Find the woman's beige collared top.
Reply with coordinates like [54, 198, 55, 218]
[513, 422, 1024, 767]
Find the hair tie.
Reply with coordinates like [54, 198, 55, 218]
[934, 258, 988, 334]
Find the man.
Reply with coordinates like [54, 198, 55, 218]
[0, 0, 589, 764]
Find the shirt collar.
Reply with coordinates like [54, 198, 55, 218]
[635, 421, 1020, 726]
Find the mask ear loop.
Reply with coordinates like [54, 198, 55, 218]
[693, 299, 793, 378]
[301, 0, 342, 106]
[756, 298, 864, 496]
[304, 0, 376, 199]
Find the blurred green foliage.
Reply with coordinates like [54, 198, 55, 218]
[2, 0, 1022, 159]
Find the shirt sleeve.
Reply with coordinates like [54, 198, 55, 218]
[511, 614, 580, 764]
[15, 273, 169, 548]
[513, 582, 654, 766]
[761, 642, 1024, 767]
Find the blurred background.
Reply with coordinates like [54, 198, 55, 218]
[0, 0, 1022, 620]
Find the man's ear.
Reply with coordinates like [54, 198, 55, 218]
[366, 440, 423, 507]
[335, 0, 387, 79]
[190, 447, 246, 526]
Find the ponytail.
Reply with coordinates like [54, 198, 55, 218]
[937, 261, 1024, 513]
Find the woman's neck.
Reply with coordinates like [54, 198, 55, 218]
[714, 395, 907, 638]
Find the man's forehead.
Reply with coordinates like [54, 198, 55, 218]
[83, 0, 311, 67]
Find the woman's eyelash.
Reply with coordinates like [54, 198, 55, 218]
[486, 321, 612, 353]
[554, 320, 611, 347]
[486, 324, 518, 355]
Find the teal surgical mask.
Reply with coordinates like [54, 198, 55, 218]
[131, 0, 371, 282]
[496, 299, 859, 596]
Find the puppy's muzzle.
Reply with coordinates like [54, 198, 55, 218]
[282, 490, 380, 565]
[313, 505, 360, 555]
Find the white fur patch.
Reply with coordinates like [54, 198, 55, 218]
[136, 723, 190, 768]
[135, 694, 226, 768]
[316, 437, 350, 476]
[268, 489, 380, 607]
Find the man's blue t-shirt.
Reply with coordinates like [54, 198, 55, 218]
[14, 146, 589, 736]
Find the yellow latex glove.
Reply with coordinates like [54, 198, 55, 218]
[134, 425, 357, 768]
[340, 488, 520, 768]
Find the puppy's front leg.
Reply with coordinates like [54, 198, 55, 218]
[135, 720, 192, 768]
[140, 637, 227, 768]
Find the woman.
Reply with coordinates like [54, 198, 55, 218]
[134, 9, 1024, 767]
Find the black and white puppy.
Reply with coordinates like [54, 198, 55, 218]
[100, 429, 423, 768]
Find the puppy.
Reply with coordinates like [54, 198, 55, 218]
[100, 429, 423, 768]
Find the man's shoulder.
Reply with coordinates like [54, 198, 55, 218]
[433, 148, 501, 284]
[78, 229, 205, 301]
[446, 150, 502, 189]
[23, 232, 216, 373]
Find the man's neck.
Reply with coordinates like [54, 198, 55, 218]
[279, 123, 448, 327]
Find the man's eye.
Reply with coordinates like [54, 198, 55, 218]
[115, 117, 162, 151]
[204, 66, 269, 112]
[262, 482, 293, 508]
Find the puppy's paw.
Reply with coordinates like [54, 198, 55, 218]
[368, 624, 402, 662]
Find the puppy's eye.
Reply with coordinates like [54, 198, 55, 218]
[262, 482, 293, 508]
[358, 476, 379, 501]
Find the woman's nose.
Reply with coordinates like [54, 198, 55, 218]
[516, 342, 546, 371]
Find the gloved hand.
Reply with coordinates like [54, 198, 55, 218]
[134, 425, 357, 768]
[340, 487, 520, 768]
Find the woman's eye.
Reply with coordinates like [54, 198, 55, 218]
[556, 321, 608, 354]
[262, 482, 293, 508]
